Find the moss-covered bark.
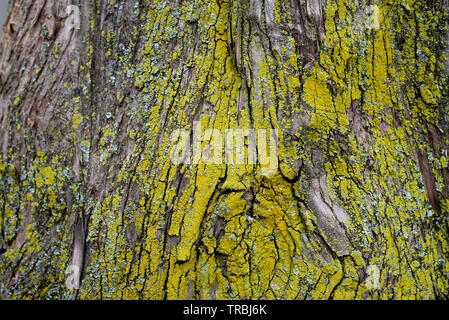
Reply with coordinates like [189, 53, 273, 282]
[0, 0, 448, 299]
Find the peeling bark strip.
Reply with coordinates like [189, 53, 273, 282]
[289, 0, 325, 70]
[417, 150, 441, 213]
[0, 0, 449, 300]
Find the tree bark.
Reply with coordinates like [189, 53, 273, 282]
[0, 0, 448, 299]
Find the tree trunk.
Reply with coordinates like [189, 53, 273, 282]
[0, 0, 448, 300]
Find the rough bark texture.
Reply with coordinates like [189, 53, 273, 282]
[0, 0, 449, 300]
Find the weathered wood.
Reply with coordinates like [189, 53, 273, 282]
[0, 0, 448, 299]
